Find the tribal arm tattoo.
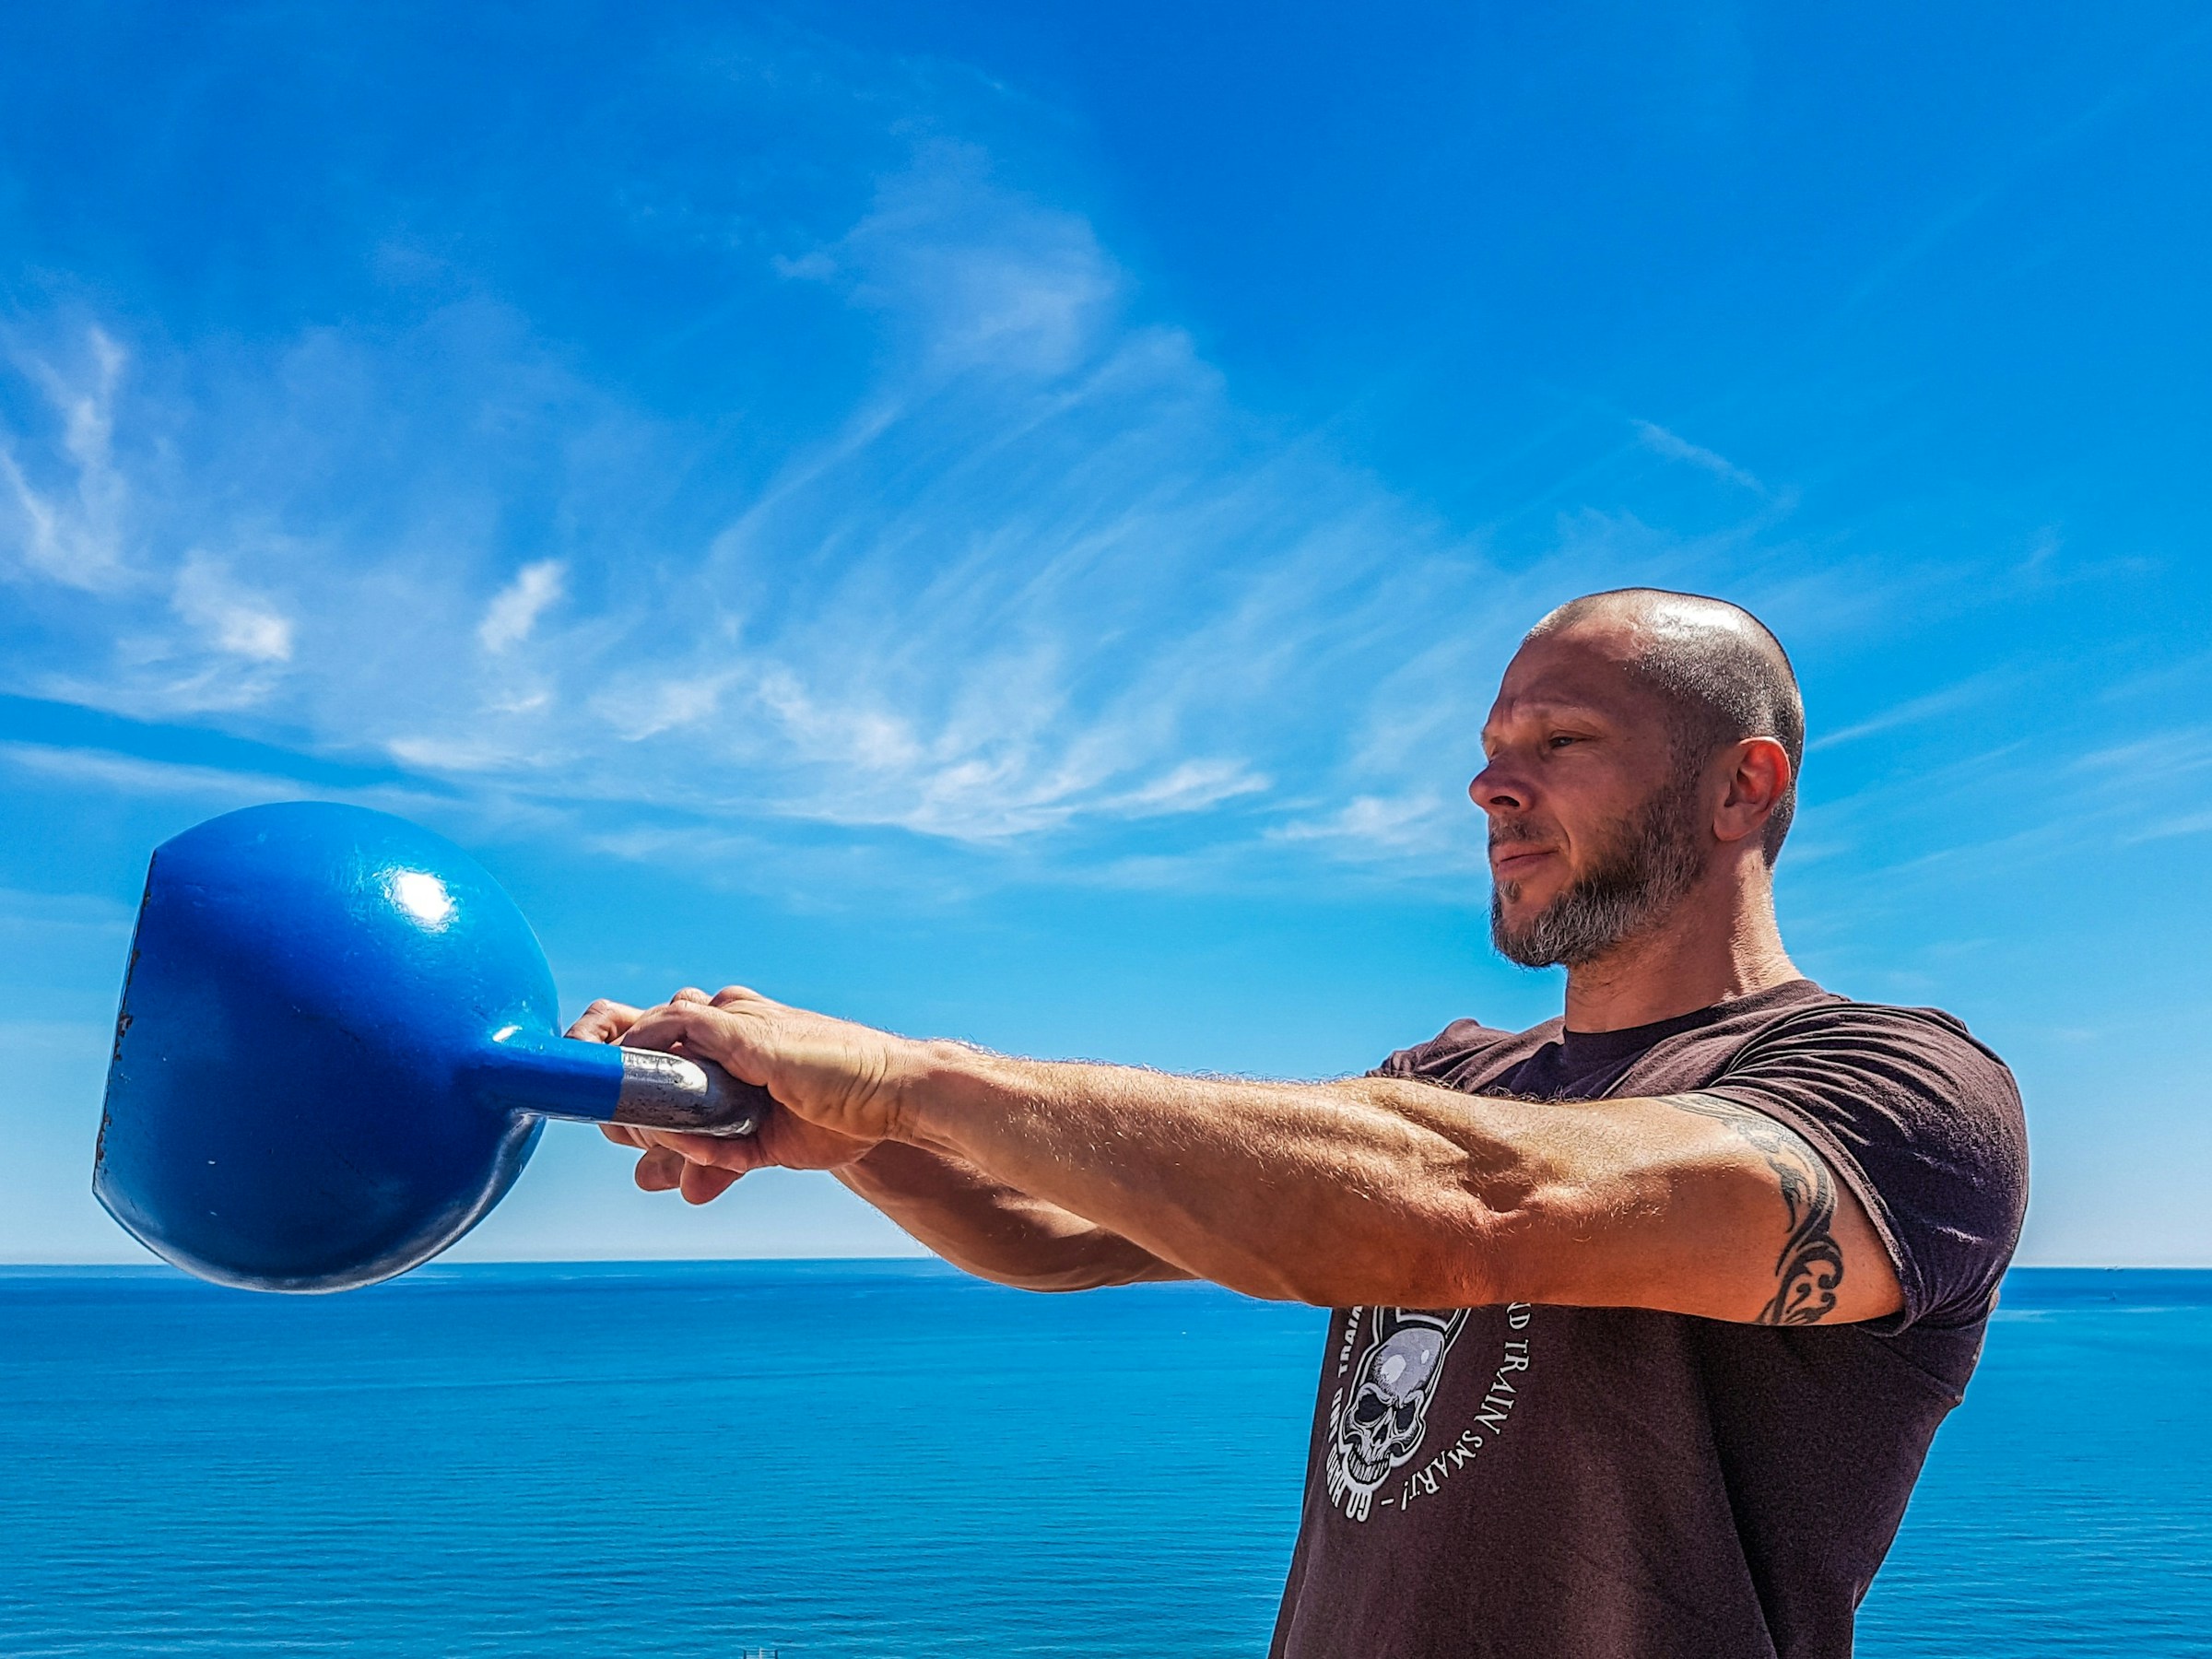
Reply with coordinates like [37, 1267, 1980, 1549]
[1661, 1092, 1847, 1325]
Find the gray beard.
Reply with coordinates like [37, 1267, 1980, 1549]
[1489, 775, 1709, 970]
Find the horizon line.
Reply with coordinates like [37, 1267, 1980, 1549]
[2, 1257, 2206, 1275]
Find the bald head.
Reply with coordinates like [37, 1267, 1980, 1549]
[1525, 589, 1805, 863]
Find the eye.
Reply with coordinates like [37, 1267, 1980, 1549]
[1547, 734, 1581, 749]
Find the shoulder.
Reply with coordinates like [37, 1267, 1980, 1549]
[1719, 993, 2026, 1164]
[1735, 995, 2021, 1112]
[1707, 993, 2028, 1329]
[1371, 1018, 1547, 1084]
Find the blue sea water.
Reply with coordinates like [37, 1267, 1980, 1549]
[0, 1265, 2205, 1657]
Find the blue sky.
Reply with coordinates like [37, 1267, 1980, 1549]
[4, 3, 2208, 1265]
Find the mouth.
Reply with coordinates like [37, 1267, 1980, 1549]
[1489, 846, 1558, 879]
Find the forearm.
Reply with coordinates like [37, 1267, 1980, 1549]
[891, 1047, 1552, 1307]
[834, 1140, 1190, 1292]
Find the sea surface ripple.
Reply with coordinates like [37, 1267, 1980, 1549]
[1, 1265, 2205, 1656]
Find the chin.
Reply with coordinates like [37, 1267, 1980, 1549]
[1493, 878, 1558, 918]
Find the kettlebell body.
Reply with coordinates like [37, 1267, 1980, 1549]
[95, 802, 764, 1292]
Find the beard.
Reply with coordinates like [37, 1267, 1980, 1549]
[1489, 773, 1709, 969]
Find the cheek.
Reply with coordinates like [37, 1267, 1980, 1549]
[1548, 771, 1649, 864]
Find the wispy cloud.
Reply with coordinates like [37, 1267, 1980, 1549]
[2073, 724, 2212, 777]
[0, 732, 498, 823]
[1271, 788, 1477, 865]
[0, 885, 134, 935]
[1631, 418, 1765, 493]
[1808, 670, 2018, 752]
[0, 326, 130, 591]
[0, 740, 330, 806]
[2126, 808, 2212, 844]
[478, 559, 566, 653]
[171, 553, 294, 665]
[0, 131, 1839, 889]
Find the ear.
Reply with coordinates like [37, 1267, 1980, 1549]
[1712, 736, 1791, 847]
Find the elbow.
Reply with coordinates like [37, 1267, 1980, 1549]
[938, 1233, 1173, 1295]
[933, 1250, 1110, 1294]
[1029, 1271, 1157, 1294]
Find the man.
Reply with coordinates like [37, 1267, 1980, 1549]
[573, 588, 2029, 1659]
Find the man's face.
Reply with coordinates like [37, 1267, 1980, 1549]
[1472, 626, 1712, 969]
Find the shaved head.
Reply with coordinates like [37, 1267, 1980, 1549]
[1525, 589, 1804, 864]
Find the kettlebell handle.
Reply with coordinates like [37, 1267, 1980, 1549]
[609, 1046, 774, 1137]
[464, 1031, 774, 1138]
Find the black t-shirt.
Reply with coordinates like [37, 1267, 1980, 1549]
[1267, 980, 2029, 1659]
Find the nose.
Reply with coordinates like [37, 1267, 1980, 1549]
[1469, 757, 1529, 817]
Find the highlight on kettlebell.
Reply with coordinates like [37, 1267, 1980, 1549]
[93, 801, 772, 1294]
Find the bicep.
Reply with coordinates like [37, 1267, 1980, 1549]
[1497, 1090, 1903, 1326]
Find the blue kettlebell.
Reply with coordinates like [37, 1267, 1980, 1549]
[93, 802, 768, 1293]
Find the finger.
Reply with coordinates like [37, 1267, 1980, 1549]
[711, 984, 764, 1007]
[645, 1126, 740, 1160]
[673, 986, 712, 1006]
[671, 1129, 773, 1175]
[634, 1147, 687, 1193]
[567, 998, 642, 1043]
[622, 1123, 772, 1172]
[617, 1005, 706, 1064]
[619, 1004, 769, 1087]
[599, 1123, 647, 1147]
[678, 1161, 745, 1206]
[618, 1004, 704, 1050]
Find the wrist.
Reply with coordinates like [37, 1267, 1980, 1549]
[884, 1035, 995, 1149]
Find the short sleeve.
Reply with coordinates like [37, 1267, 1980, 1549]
[1697, 1005, 2029, 1331]
[1369, 1018, 1528, 1085]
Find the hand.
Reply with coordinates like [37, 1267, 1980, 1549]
[567, 987, 911, 1205]
[616, 984, 918, 1143]
[596, 1113, 880, 1206]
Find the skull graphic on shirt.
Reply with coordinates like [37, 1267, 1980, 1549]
[1324, 1307, 1471, 1522]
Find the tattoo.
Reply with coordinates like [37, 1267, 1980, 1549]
[1664, 1092, 1845, 1325]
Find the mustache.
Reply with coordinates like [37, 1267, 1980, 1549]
[1488, 818, 1550, 853]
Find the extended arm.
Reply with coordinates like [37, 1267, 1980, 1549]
[890, 1050, 1894, 1320]
[572, 996, 1185, 1291]
[605, 990, 1902, 1323]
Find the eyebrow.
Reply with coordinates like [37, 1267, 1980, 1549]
[1488, 699, 1613, 724]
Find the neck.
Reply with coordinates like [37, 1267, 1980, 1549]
[1560, 859, 1799, 1033]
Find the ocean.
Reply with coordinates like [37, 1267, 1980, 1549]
[1, 1265, 2205, 1657]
